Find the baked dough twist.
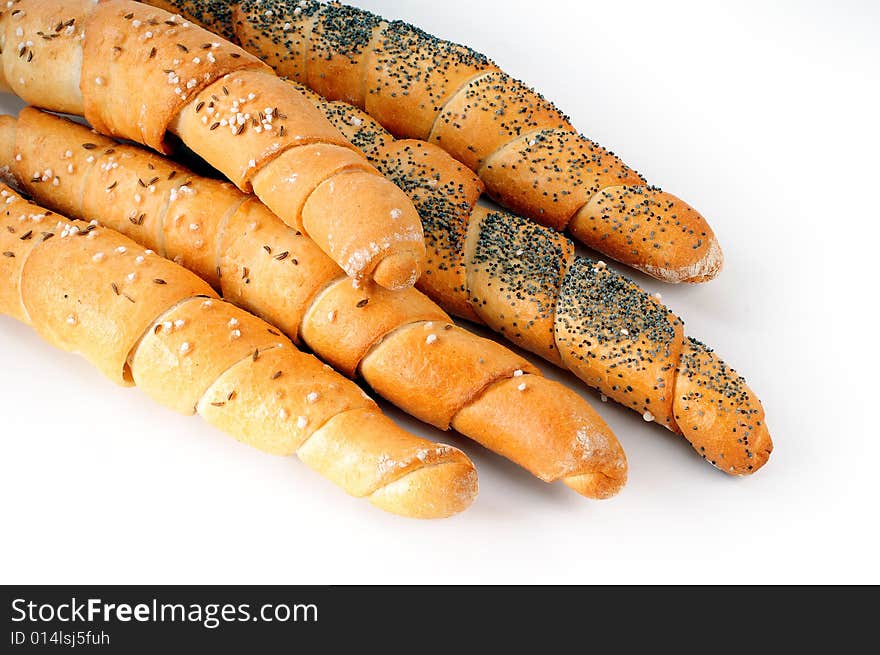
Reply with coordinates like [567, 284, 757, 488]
[1, 108, 629, 498]
[0, 181, 478, 518]
[292, 89, 771, 475]
[146, 0, 722, 283]
[0, 0, 426, 290]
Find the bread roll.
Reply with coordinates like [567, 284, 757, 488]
[1, 108, 630, 498]
[146, 0, 722, 283]
[0, 180, 477, 518]
[0, 0, 426, 290]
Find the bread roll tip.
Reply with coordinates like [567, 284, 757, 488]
[369, 459, 478, 519]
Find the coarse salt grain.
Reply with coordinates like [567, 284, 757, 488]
[425, 334, 437, 345]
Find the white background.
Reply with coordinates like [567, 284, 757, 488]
[1, 0, 877, 584]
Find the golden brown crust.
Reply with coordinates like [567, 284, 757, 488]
[555, 259, 684, 429]
[85, 148, 178, 262]
[230, 2, 310, 81]
[277, 99, 768, 475]
[570, 185, 723, 284]
[0, 0, 90, 115]
[196, 342, 478, 516]
[299, 408, 477, 518]
[360, 321, 539, 429]
[673, 338, 772, 474]
[317, 97, 394, 161]
[12, 107, 115, 222]
[1, 0, 427, 290]
[184, 0, 722, 283]
[363, 20, 498, 139]
[367, 456, 478, 519]
[5, 109, 629, 499]
[451, 375, 627, 494]
[301, 169, 425, 285]
[144, 0, 236, 41]
[131, 296, 286, 414]
[464, 205, 574, 366]
[82, 0, 267, 153]
[479, 129, 643, 232]
[304, 6, 378, 107]
[172, 69, 353, 190]
[250, 141, 375, 232]
[0, 189, 60, 323]
[171, 65, 426, 289]
[148, 1, 769, 475]
[196, 342, 372, 456]
[430, 72, 573, 171]
[230, 1, 500, 137]
[13, 107, 236, 286]
[22, 221, 215, 385]
[375, 138, 483, 322]
[218, 197, 341, 342]
[0, 181, 478, 519]
[302, 279, 448, 377]
[160, 176, 240, 288]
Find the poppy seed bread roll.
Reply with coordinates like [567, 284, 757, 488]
[288, 92, 772, 475]
[146, 0, 722, 284]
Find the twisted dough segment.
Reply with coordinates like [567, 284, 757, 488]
[146, 0, 722, 283]
[0, 180, 477, 518]
[0, 0, 425, 290]
[289, 94, 771, 475]
[1, 108, 628, 498]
